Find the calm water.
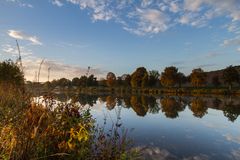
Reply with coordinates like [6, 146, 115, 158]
[55, 94, 240, 160]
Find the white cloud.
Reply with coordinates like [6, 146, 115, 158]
[66, 0, 115, 21]
[53, 0, 240, 35]
[184, 0, 203, 12]
[224, 134, 240, 144]
[222, 36, 240, 46]
[183, 154, 209, 160]
[141, 0, 153, 8]
[52, 0, 64, 7]
[169, 1, 180, 13]
[184, 0, 240, 21]
[8, 30, 42, 45]
[237, 48, 240, 52]
[6, 0, 33, 8]
[23, 57, 105, 82]
[231, 148, 240, 160]
[2, 44, 32, 56]
[126, 8, 169, 35]
[205, 52, 223, 58]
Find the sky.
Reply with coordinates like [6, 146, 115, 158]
[0, 0, 240, 82]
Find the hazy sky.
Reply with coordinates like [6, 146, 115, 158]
[0, 0, 240, 81]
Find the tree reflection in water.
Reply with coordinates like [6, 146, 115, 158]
[160, 97, 185, 119]
[130, 96, 148, 117]
[189, 98, 208, 118]
[64, 94, 240, 122]
[223, 99, 240, 122]
[106, 96, 117, 110]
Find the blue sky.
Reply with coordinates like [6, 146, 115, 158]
[0, 0, 240, 81]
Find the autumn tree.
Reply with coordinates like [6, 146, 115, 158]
[106, 72, 116, 87]
[190, 68, 206, 87]
[160, 66, 178, 87]
[223, 65, 239, 90]
[131, 67, 148, 88]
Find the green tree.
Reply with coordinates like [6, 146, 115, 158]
[131, 67, 148, 88]
[0, 60, 24, 86]
[176, 72, 187, 88]
[223, 65, 239, 90]
[116, 77, 123, 86]
[79, 76, 88, 87]
[98, 78, 107, 87]
[190, 68, 206, 87]
[223, 101, 240, 122]
[87, 74, 97, 86]
[58, 78, 71, 87]
[141, 74, 149, 88]
[121, 74, 131, 87]
[148, 70, 160, 87]
[106, 72, 116, 87]
[160, 66, 178, 87]
[72, 77, 80, 86]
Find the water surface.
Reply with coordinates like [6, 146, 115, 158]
[54, 94, 240, 160]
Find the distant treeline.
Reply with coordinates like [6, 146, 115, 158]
[27, 65, 240, 90]
[0, 60, 239, 90]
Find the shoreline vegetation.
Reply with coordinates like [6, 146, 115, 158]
[0, 60, 138, 159]
[25, 65, 240, 96]
[38, 86, 240, 96]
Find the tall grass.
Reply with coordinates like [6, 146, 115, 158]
[0, 84, 137, 160]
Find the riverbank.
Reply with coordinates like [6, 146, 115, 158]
[75, 86, 240, 96]
[0, 84, 136, 160]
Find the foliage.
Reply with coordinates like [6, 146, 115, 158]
[106, 96, 117, 110]
[223, 65, 239, 90]
[189, 98, 207, 118]
[0, 60, 24, 87]
[212, 76, 221, 87]
[130, 96, 149, 117]
[176, 72, 187, 88]
[106, 72, 117, 87]
[160, 66, 178, 87]
[0, 86, 135, 160]
[131, 67, 148, 88]
[190, 68, 206, 87]
[148, 70, 160, 87]
[223, 101, 240, 122]
[160, 97, 184, 118]
[121, 74, 131, 87]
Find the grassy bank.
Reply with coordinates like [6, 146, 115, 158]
[0, 84, 137, 160]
